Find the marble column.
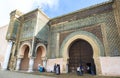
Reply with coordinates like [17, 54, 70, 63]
[2, 41, 13, 70]
[15, 58, 21, 71]
[28, 58, 34, 72]
[66, 64, 68, 73]
[43, 60, 47, 68]
[42, 57, 47, 69]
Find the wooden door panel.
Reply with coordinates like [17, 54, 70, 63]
[68, 39, 94, 73]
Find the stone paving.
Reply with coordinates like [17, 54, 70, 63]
[30, 72, 120, 78]
[0, 70, 55, 78]
[0, 70, 120, 78]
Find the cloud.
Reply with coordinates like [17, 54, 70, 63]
[0, 0, 60, 14]
[1, 0, 34, 13]
[0, 0, 33, 26]
[0, 0, 59, 26]
[33, 0, 59, 11]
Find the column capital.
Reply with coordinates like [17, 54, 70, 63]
[29, 56, 35, 59]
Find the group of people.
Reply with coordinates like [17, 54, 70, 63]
[37, 63, 95, 76]
[76, 63, 96, 76]
[38, 64, 45, 72]
[37, 63, 60, 75]
[54, 64, 60, 75]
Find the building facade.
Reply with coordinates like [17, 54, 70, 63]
[5, 0, 120, 76]
[0, 25, 10, 70]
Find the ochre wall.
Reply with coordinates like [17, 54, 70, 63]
[0, 25, 8, 68]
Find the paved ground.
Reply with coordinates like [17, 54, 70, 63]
[0, 70, 120, 78]
[30, 72, 120, 78]
[0, 70, 55, 78]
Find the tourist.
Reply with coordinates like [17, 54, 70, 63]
[38, 64, 44, 72]
[54, 63, 57, 73]
[56, 64, 60, 75]
[86, 63, 91, 74]
[90, 65, 96, 75]
[76, 64, 84, 76]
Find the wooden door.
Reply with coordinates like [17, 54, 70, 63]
[68, 39, 94, 73]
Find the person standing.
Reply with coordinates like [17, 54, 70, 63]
[80, 64, 84, 75]
[76, 64, 83, 76]
[56, 64, 60, 75]
[54, 64, 57, 73]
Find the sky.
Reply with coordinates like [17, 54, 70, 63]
[0, 0, 109, 27]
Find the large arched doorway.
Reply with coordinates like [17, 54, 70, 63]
[33, 46, 44, 71]
[20, 45, 29, 70]
[68, 39, 96, 74]
[60, 31, 104, 74]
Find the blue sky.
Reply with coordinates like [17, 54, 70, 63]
[44, 0, 109, 18]
[0, 0, 109, 27]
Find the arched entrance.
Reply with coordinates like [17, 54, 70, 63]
[60, 31, 104, 75]
[68, 39, 96, 74]
[33, 44, 46, 71]
[33, 46, 43, 71]
[20, 45, 29, 70]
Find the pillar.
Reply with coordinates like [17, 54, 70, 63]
[28, 58, 34, 72]
[66, 64, 68, 73]
[63, 58, 69, 73]
[15, 58, 21, 71]
[2, 41, 13, 70]
[42, 57, 47, 69]
[56, 33, 60, 57]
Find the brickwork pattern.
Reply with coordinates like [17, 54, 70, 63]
[49, 2, 113, 25]
[20, 18, 36, 41]
[49, 2, 120, 57]
[59, 25, 102, 47]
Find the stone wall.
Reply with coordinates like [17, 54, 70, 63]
[113, 0, 120, 36]
[6, 10, 22, 41]
[100, 57, 120, 76]
[46, 58, 65, 73]
[48, 1, 120, 58]
[0, 25, 8, 69]
[36, 10, 49, 42]
[19, 13, 37, 41]
[20, 18, 37, 41]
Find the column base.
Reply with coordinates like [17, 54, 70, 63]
[28, 58, 34, 73]
[1, 67, 7, 71]
[15, 69, 19, 71]
[27, 69, 33, 72]
[15, 58, 21, 71]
